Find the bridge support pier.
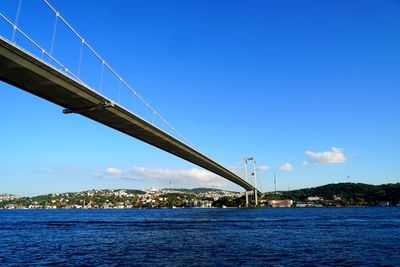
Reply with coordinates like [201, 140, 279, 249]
[244, 189, 258, 207]
[243, 157, 259, 207]
[254, 188, 258, 206]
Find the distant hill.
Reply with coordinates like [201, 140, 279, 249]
[162, 187, 237, 194]
[0, 194, 20, 200]
[125, 189, 146, 195]
[277, 183, 400, 206]
[76, 189, 146, 195]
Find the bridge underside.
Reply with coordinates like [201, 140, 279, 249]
[0, 37, 261, 195]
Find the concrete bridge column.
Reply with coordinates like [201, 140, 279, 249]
[254, 189, 258, 206]
[245, 190, 259, 207]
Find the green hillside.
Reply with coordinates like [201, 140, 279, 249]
[278, 183, 400, 206]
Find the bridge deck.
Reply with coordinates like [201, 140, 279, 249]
[0, 37, 260, 194]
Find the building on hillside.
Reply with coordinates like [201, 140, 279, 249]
[295, 202, 323, 208]
[268, 199, 293, 208]
[377, 201, 389, 207]
[189, 200, 212, 208]
[307, 196, 323, 201]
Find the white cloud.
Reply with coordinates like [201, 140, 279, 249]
[97, 166, 225, 187]
[105, 167, 123, 176]
[92, 172, 103, 178]
[130, 167, 224, 187]
[257, 165, 271, 171]
[280, 163, 294, 172]
[305, 147, 347, 164]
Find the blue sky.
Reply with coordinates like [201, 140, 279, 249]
[1, 0, 399, 196]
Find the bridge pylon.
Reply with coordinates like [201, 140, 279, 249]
[243, 157, 259, 207]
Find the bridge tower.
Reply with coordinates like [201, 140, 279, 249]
[243, 157, 258, 207]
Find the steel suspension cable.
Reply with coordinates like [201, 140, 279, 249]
[49, 12, 58, 57]
[100, 61, 104, 92]
[0, 13, 80, 82]
[42, 0, 198, 151]
[77, 39, 84, 78]
[11, 0, 23, 43]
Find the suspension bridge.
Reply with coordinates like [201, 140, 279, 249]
[0, 0, 261, 204]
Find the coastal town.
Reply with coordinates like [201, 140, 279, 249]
[0, 188, 241, 209]
[1, 183, 399, 209]
[0, 188, 306, 209]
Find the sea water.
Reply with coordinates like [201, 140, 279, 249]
[0, 208, 399, 266]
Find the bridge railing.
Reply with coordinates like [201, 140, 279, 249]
[0, 0, 197, 150]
